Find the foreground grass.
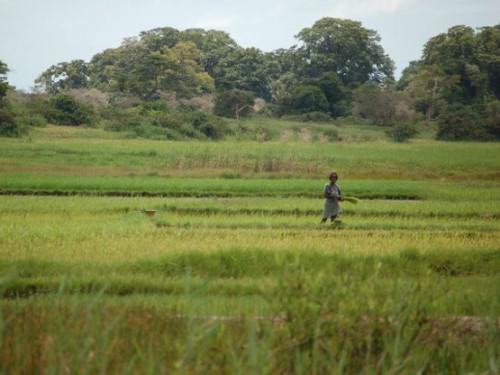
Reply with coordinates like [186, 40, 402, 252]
[1, 267, 498, 374]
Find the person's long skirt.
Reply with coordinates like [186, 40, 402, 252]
[323, 198, 340, 218]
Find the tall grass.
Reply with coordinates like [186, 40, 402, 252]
[1, 267, 498, 373]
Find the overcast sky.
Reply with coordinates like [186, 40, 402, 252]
[1, 0, 499, 91]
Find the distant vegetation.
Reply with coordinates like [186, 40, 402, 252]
[1, 18, 499, 141]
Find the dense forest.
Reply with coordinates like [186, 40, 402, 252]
[1, 18, 499, 141]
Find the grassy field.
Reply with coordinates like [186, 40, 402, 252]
[0, 125, 499, 373]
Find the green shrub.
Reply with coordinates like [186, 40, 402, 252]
[437, 104, 488, 140]
[214, 89, 255, 119]
[290, 85, 329, 114]
[255, 103, 281, 118]
[16, 113, 47, 128]
[353, 84, 416, 126]
[45, 94, 94, 126]
[386, 123, 419, 142]
[100, 102, 228, 140]
[0, 107, 22, 136]
[484, 99, 500, 139]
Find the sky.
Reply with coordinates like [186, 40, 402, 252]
[1, 0, 499, 91]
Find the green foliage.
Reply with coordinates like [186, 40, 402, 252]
[386, 123, 419, 142]
[437, 104, 488, 140]
[214, 89, 255, 119]
[0, 60, 23, 137]
[0, 108, 20, 136]
[399, 24, 500, 141]
[401, 63, 459, 120]
[290, 85, 329, 114]
[35, 60, 89, 94]
[484, 99, 500, 138]
[45, 94, 94, 126]
[0, 60, 8, 100]
[14, 111, 47, 129]
[213, 47, 279, 100]
[89, 39, 213, 100]
[422, 25, 489, 103]
[308, 72, 349, 117]
[296, 18, 394, 85]
[102, 101, 228, 140]
[475, 25, 500, 99]
[353, 84, 416, 126]
[181, 110, 227, 139]
[180, 29, 239, 75]
[437, 100, 500, 141]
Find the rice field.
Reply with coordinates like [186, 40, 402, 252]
[0, 126, 499, 373]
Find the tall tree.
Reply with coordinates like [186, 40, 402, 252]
[475, 25, 500, 99]
[422, 25, 488, 103]
[295, 18, 394, 85]
[402, 63, 460, 120]
[89, 39, 213, 99]
[0, 60, 19, 136]
[0, 60, 8, 99]
[139, 27, 180, 52]
[35, 60, 89, 94]
[214, 47, 280, 100]
[180, 29, 239, 75]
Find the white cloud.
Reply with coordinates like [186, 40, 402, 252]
[329, 0, 415, 18]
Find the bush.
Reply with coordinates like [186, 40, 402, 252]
[437, 104, 488, 140]
[386, 123, 419, 142]
[101, 102, 228, 140]
[17, 113, 47, 128]
[181, 110, 227, 139]
[214, 90, 255, 119]
[290, 85, 329, 114]
[0, 107, 22, 136]
[254, 103, 281, 118]
[353, 84, 416, 126]
[308, 72, 348, 117]
[45, 94, 94, 126]
[484, 99, 500, 139]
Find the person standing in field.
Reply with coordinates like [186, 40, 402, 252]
[321, 171, 342, 223]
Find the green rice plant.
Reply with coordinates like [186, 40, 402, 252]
[0, 125, 499, 373]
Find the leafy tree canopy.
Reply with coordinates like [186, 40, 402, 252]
[0, 60, 10, 99]
[296, 18, 395, 85]
[421, 24, 500, 103]
[35, 60, 89, 94]
[214, 47, 280, 101]
[214, 89, 255, 119]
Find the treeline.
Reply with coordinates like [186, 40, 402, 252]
[1, 18, 499, 141]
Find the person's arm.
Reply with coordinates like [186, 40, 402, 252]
[324, 185, 331, 198]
